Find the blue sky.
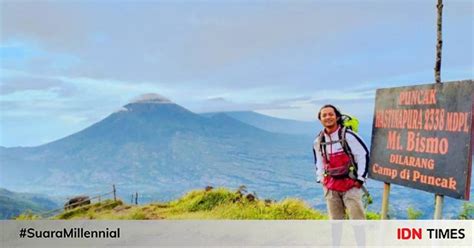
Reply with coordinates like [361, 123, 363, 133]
[0, 0, 473, 147]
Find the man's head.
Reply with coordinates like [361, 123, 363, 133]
[318, 104, 342, 131]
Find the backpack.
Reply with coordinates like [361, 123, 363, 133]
[341, 114, 359, 133]
[316, 126, 357, 179]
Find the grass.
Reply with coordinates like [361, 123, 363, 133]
[15, 211, 41, 220]
[15, 187, 472, 220]
[53, 200, 124, 220]
[42, 187, 394, 220]
[51, 188, 328, 220]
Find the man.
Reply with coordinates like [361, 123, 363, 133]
[313, 104, 369, 219]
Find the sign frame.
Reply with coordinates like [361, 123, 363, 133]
[369, 80, 473, 200]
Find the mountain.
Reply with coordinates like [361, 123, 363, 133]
[202, 111, 374, 145]
[0, 188, 59, 219]
[202, 111, 317, 135]
[0, 94, 315, 204]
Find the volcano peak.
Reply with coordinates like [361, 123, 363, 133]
[129, 93, 173, 104]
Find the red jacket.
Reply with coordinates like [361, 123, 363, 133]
[313, 126, 369, 192]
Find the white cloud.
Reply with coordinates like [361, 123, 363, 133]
[0, 0, 472, 146]
[59, 114, 88, 125]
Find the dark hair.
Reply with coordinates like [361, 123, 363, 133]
[318, 104, 343, 126]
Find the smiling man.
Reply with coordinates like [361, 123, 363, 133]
[313, 104, 369, 219]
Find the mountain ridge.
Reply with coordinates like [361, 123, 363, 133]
[0, 188, 59, 219]
[0, 98, 314, 205]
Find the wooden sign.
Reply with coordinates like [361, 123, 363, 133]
[369, 80, 473, 200]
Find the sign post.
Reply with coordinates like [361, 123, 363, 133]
[369, 80, 473, 218]
[381, 182, 391, 219]
[434, 194, 444, 219]
[434, 0, 444, 218]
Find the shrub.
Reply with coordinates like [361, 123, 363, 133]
[15, 211, 40, 220]
[130, 210, 147, 220]
[458, 202, 473, 220]
[366, 212, 381, 220]
[172, 188, 238, 212]
[407, 207, 423, 220]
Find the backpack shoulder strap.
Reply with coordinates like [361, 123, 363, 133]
[316, 131, 329, 163]
[338, 126, 345, 140]
[340, 127, 358, 178]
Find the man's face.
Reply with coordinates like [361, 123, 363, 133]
[319, 107, 338, 129]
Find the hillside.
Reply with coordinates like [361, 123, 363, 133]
[0, 188, 59, 219]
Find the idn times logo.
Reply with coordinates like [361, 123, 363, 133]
[397, 228, 465, 240]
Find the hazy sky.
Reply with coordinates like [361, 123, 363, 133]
[1, 0, 473, 147]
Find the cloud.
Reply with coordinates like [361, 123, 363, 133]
[58, 114, 89, 125]
[0, 41, 81, 76]
[3, 1, 470, 92]
[0, 74, 76, 96]
[0, 0, 472, 146]
[190, 95, 304, 113]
